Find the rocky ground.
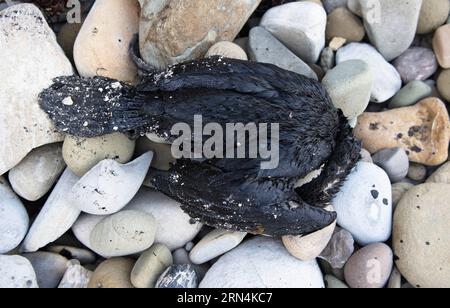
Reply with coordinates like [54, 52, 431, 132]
[0, 0, 449, 289]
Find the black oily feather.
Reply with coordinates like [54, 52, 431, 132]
[38, 56, 361, 236]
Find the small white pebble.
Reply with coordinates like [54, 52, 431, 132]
[83, 121, 89, 127]
[62, 97, 74, 106]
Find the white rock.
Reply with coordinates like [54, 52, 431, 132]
[332, 162, 392, 246]
[9, 143, 66, 201]
[199, 237, 324, 288]
[127, 187, 203, 250]
[0, 4, 72, 175]
[58, 260, 93, 289]
[189, 229, 247, 265]
[260, 1, 326, 63]
[90, 210, 157, 258]
[69, 152, 153, 215]
[72, 213, 104, 252]
[336, 43, 402, 103]
[0, 255, 38, 288]
[0, 177, 29, 254]
[21, 169, 81, 252]
[360, 0, 422, 61]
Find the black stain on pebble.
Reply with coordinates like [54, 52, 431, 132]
[371, 190, 379, 199]
[394, 255, 400, 261]
[369, 123, 380, 130]
[383, 198, 389, 205]
[411, 146, 422, 153]
[426, 242, 430, 246]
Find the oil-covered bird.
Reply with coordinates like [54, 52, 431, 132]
[39, 55, 361, 237]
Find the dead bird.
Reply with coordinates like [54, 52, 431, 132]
[39, 56, 361, 237]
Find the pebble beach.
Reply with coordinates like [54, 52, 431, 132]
[0, 0, 449, 289]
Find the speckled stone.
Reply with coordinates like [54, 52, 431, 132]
[393, 184, 450, 288]
[393, 48, 438, 83]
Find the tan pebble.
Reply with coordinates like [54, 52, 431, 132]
[329, 37, 347, 51]
[88, 258, 135, 288]
[131, 244, 173, 288]
[437, 69, 450, 101]
[326, 8, 365, 42]
[391, 182, 414, 209]
[354, 98, 450, 166]
[433, 24, 450, 68]
[426, 161, 450, 184]
[205, 41, 248, 60]
[417, 0, 450, 34]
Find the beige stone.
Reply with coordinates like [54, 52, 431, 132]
[393, 183, 450, 288]
[74, 0, 140, 83]
[417, 0, 450, 34]
[88, 258, 135, 288]
[63, 133, 135, 177]
[354, 98, 450, 166]
[326, 8, 365, 42]
[426, 161, 450, 184]
[138, 0, 261, 69]
[433, 24, 450, 69]
[437, 69, 450, 101]
[205, 41, 248, 60]
[131, 244, 173, 288]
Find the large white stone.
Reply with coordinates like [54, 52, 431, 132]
[0, 4, 73, 175]
[0, 255, 38, 288]
[336, 43, 402, 103]
[200, 237, 325, 288]
[332, 162, 392, 246]
[21, 169, 81, 252]
[0, 177, 29, 254]
[260, 1, 327, 63]
[69, 152, 153, 215]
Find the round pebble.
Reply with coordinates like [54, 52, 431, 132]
[393, 184, 450, 288]
[437, 69, 450, 101]
[63, 133, 135, 177]
[393, 47, 438, 84]
[189, 229, 247, 265]
[205, 41, 248, 60]
[88, 258, 135, 289]
[407, 163, 427, 182]
[90, 210, 157, 258]
[0, 255, 38, 288]
[344, 243, 393, 288]
[433, 24, 450, 68]
[131, 244, 173, 288]
[333, 162, 392, 246]
[389, 81, 432, 109]
[326, 7, 365, 42]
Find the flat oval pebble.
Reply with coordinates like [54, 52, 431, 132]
[393, 183, 450, 288]
[88, 258, 135, 288]
[336, 43, 401, 103]
[433, 24, 450, 68]
[23, 252, 69, 289]
[22, 169, 81, 252]
[90, 210, 157, 258]
[0, 177, 29, 254]
[437, 69, 450, 101]
[205, 41, 248, 60]
[344, 243, 393, 288]
[248, 26, 317, 79]
[260, 1, 327, 63]
[8, 143, 66, 201]
[200, 237, 324, 288]
[355, 98, 450, 166]
[372, 148, 409, 183]
[189, 229, 247, 265]
[0, 255, 38, 288]
[332, 162, 392, 246]
[322, 59, 373, 120]
[388, 81, 432, 109]
[63, 133, 135, 177]
[127, 188, 203, 250]
[69, 152, 152, 215]
[156, 264, 198, 289]
[393, 47, 438, 83]
[131, 244, 173, 288]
